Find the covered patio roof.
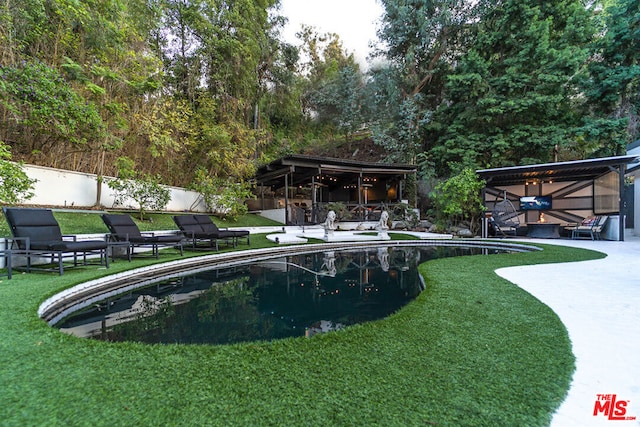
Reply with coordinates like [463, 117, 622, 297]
[254, 155, 417, 225]
[476, 155, 640, 186]
[255, 155, 416, 188]
[476, 155, 640, 241]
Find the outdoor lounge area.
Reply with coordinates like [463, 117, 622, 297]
[254, 155, 417, 226]
[102, 213, 184, 259]
[0, 209, 252, 279]
[477, 155, 640, 241]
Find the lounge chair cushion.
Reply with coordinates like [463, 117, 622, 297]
[194, 215, 249, 238]
[173, 215, 215, 238]
[102, 214, 183, 243]
[580, 217, 596, 226]
[36, 240, 109, 252]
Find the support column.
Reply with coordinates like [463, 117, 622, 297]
[311, 175, 317, 223]
[619, 163, 626, 241]
[284, 173, 289, 225]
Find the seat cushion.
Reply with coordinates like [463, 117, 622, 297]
[32, 240, 108, 251]
[128, 235, 183, 244]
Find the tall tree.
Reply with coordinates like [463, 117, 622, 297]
[370, 0, 476, 166]
[578, 0, 640, 156]
[429, 0, 594, 173]
[297, 25, 365, 141]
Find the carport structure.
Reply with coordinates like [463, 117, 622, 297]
[254, 155, 417, 225]
[476, 155, 640, 241]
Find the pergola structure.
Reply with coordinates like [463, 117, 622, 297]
[476, 155, 640, 241]
[254, 155, 417, 225]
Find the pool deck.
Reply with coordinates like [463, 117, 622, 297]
[259, 225, 453, 244]
[497, 233, 640, 426]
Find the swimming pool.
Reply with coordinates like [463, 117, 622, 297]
[48, 241, 536, 345]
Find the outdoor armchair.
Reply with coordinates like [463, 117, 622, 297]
[570, 215, 608, 240]
[101, 214, 184, 259]
[3, 207, 109, 275]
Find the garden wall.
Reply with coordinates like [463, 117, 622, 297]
[17, 163, 207, 212]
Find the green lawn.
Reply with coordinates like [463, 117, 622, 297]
[0, 237, 605, 426]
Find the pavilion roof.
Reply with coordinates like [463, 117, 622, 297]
[255, 155, 416, 188]
[476, 155, 640, 186]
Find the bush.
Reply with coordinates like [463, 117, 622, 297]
[0, 141, 36, 204]
[392, 203, 420, 229]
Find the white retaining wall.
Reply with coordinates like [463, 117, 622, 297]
[18, 164, 207, 212]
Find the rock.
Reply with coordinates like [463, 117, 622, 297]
[457, 228, 474, 238]
[419, 219, 433, 229]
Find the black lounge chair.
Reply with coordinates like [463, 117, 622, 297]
[173, 215, 220, 251]
[173, 214, 250, 250]
[101, 214, 184, 259]
[194, 214, 250, 247]
[3, 207, 109, 275]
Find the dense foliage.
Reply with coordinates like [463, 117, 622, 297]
[0, 0, 638, 187]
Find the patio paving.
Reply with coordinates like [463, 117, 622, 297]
[496, 233, 640, 426]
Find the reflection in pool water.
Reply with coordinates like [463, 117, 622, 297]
[57, 245, 492, 345]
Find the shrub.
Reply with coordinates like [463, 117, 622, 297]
[0, 141, 36, 204]
[191, 168, 254, 221]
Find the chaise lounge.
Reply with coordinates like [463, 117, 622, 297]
[193, 214, 250, 247]
[101, 213, 184, 259]
[3, 207, 109, 275]
[173, 214, 250, 250]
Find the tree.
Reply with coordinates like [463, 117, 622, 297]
[190, 167, 254, 220]
[307, 64, 366, 143]
[430, 0, 594, 173]
[368, 71, 429, 164]
[370, 0, 477, 168]
[0, 61, 106, 163]
[107, 157, 171, 220]
[0, 141, 36, 204]
[296, 25, 366, 141]
[579, 0, 640, 154]
[429, 167, 485, 232]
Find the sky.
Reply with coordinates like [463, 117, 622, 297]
[278, 0, 385, 67]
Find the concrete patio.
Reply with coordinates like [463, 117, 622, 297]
[497, 233, 640, 426]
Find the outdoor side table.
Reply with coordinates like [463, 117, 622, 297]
[107, 241, 132, 262]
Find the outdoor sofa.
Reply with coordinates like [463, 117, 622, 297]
[3, 207, 109, 275]
[101, 213, 184, 259]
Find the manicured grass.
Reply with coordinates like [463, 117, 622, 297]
[0, 239, 605, 426]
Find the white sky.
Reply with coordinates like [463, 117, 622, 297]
[279, 0, 384, 66]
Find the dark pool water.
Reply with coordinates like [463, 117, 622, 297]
[57, 245, 495, 345]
